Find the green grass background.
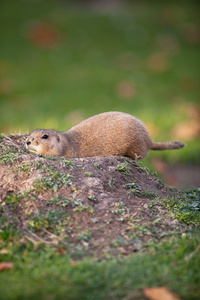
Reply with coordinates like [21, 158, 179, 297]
[0, 0, 199, 164]
[0, 226, 200, 300]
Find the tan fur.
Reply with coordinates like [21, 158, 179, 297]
[26, 111, 185, 159]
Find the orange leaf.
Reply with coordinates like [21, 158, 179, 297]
[147, 53, 169, 73]
[0, 262, 14, 271]
[69, 261, 79, 266]
[171, 120, 200, 141]
[117, 81, 136, 99]
[56, 247, 66, 255]
[27, 22, 61, 48]
[143, 286, 181, 300]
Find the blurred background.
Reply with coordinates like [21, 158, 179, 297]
[0, 0, 199, 189]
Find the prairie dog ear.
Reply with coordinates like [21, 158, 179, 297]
[56, 133, 61, 143]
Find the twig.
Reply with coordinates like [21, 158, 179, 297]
[184, 244, 200, 261]
[43, 228, 68, 247]
[4, 135, 21, 151]
[24, 228, 58, 246]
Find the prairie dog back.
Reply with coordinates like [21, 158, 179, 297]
[68, 112, 153, 158]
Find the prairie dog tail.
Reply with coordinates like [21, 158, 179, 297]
[151, 141, 185, 151]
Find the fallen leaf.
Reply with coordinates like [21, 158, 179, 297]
[171, 120, 200, 140]
[0, 61, 11, 77]
[158, 7, 178, 26]
[27, 22, 61, 48]
[152, 158, 168, 175]
[149, 249, 155, 255]
[143, 286, 181, 300]
[56, 247, 66, 255]
[181, 23, 200, 45]
[0, 249, 9, 254]
[171, 101, 200, 140]
[0, 79, 15, 95]
[172, 100, 200, 119]
[114, 52, 139, 70]
[156, 34, 179, 54]
[164, 176, 178, 187]
[0, 262, 14, 271]
[117, 81, 136, 99]
[147, 52, 170, 73]
[69, 261, 79, 266]
[179, 77, 198, 93]
[119, 247, 128, 255]
[81, 241, 89, 247]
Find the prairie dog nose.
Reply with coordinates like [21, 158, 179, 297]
[26, 137, 34, 145]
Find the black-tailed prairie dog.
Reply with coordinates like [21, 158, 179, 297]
[26, 111, 185, 159]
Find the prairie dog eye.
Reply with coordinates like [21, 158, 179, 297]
[42, 134, 49, 139]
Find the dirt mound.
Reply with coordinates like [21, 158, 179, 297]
[0, 134, 186, 259]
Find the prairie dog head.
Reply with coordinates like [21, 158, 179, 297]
[26, 129, 64, 156]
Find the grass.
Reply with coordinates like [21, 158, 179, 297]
[28, 209, 68, 232]
[0, 151, 19, 164]
[0, 0, 199, 164]
[115, 162, 131, 175]
[34, 168, 73, 192]
[0, 233, 199, 300]
[164, 189, 200, 226]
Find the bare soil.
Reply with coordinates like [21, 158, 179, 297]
[0, 134, 190, 259]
